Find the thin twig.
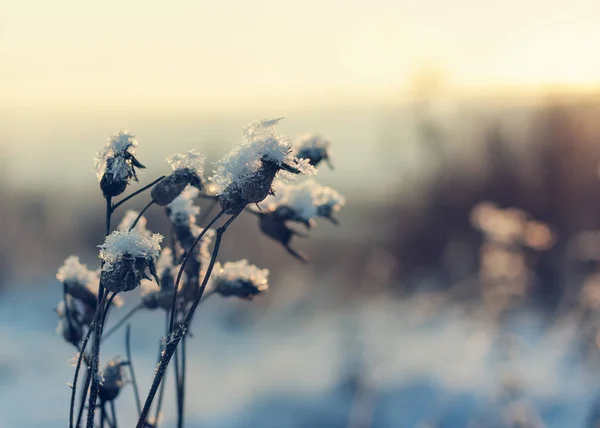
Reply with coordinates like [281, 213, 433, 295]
[125, 324, 142, 417]
[168, 210, 225, 334]
[100, 402, 106, 428]
[110, 400, 118, 428]
[112, 176, 166, 211]
[177, 335, 187, 428]
[86, 293, 117, 428]
[70, 295, 106, 428]
[103, 304, 143, 342]
[129, 200, 155, 232]
[153, 311, 171, 427]
[136, 208, 243, 428]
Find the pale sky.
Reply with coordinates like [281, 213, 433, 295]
[2, 0, 600, 110]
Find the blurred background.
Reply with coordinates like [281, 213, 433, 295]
[3, 0, 600, 427]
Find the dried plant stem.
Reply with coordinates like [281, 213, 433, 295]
[168, 210, 225, 334]
[69, 294, 107, 428]
[110, 400, 118, 428]
[129, 200, 155, 231]
[86, 293, 118, 428]
[153, 311, 171, 427]
[136, 208, 243, 428]
[100, 402, 106, 428]
[102, 304, 143, 342]
[111, 176, 166, 211]
[125, 324, 142, 417]
[176, 335, 187, 428]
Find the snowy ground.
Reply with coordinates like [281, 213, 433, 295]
[0, 281, 598, 427]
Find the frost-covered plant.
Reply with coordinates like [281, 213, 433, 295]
[95, 131, 145, 198]
[211, 118, 316, 214]
[211, 260, 269, 299]
[151, 150, 205, 206]
[99, 230, 162, 293]
[56, 120, 343, 428]
[294, 133, 333, 169]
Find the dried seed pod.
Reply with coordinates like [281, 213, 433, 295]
[152, 169, 203, 206]
[98, 357, 127, 402]
[258, 212, 308, 263]
[212, 260, 269, 300]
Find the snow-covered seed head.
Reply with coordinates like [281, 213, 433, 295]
[211, 119, 316, 214]
[99, 230, 163, 293]
[57, 256, 101, 308]
[294, 133, 333, 169]
[151, 150, 206, 206]
[56, 297, 88, 346]
[260, 179, 344, 227]
[212, 260, 269, 300]
[117, 210, 150, 235]
[166, 186, 201, 227]
[95, 130, 145, 198]
[98, 357, 127, 402]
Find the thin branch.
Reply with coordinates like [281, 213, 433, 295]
[110, 400, 118, 428]
[102, 304, 143, 342]
[70, 295, 106, 428]
[136, 208, 243, 428]
[112, 176, 166, 211]
[129, 200, 155, 232]
[168, 210, 225, 334]
[86, 293, 118, 428]
[153, 311, 171, 427]
[177, 335, 187, 428]
[125, 324, 142, 417]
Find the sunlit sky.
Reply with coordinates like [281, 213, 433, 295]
[2, 0, 600, 110]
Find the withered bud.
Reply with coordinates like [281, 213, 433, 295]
[151, 169, 203, 206]
[219, 158, 300, 214]
[98, 357, 127, 402]
[101, 254, 159, 293]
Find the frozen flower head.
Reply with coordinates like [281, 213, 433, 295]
[262, 179, 345, 228]
[294, 134, 333, 169]
[167, 186, 201, 227]
[57, 256, 100, 308]
[95, 130, 145, 198]
[56, 299, 86, 346]
[98, 356, 127, 402]
[211, 119, 316, 214]
[117, 210, 149, 235]
[99, 230, 163, 293]
[151, 150, 206, 206]
[314, 183, 346, 225]
[212, 260, 269, 300]
[140, 248, 182, 310]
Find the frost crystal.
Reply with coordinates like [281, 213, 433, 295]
[57, 256, 98, 287]
[117, 210, 149, 235]
[167, 186, 201, 226]
[94, 130, 139, 181]
[99, 230, 162, 269]
[210, 119, 316, 195]
[166, 149, 205, 177]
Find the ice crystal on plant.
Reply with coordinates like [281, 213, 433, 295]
[94, 130, 139, 181]
[210, 119, 316, 196]
[99, 230, 162, 269]
[57, 256, 98, 287]
[166, 149, 205, 177]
